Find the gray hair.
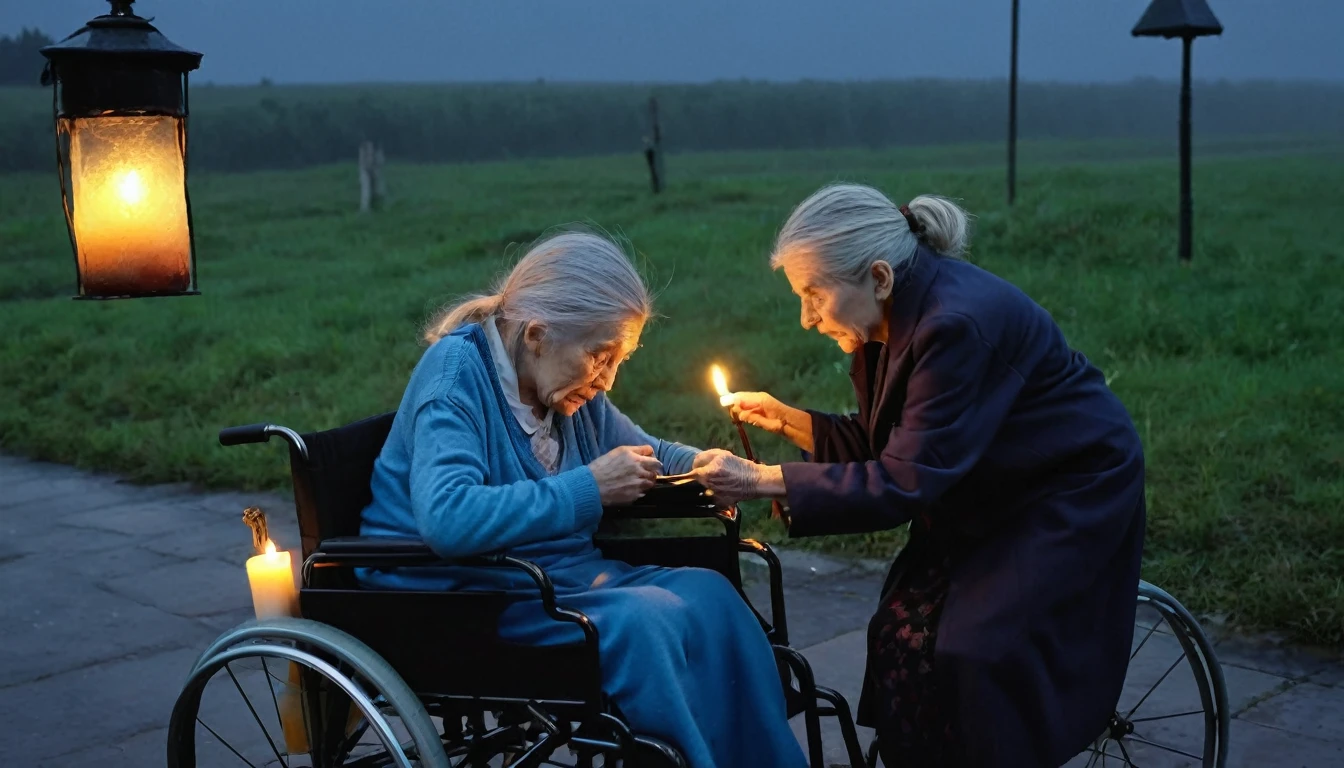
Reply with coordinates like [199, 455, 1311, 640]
[769, 183, 973, 285]
[424, 229, 652, 345]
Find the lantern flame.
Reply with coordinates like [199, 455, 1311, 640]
[116, 169, 146, 206]
[264, 539, 277, 556]
[710, 365, 735, 407]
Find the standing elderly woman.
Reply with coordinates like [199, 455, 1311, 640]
[359, 230, 808, 768]
[693, 185, 1146, 767]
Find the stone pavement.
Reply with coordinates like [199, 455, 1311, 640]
[2, 454, 1343, 767]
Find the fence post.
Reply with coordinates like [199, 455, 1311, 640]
[644, 96, 664, 194]
[358, 140, 385, 212]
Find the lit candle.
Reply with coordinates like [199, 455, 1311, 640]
[243, 536, 310, 753]
[245, 539, 298, 620]
[711, 364, 736, 407]
[66, 115, 192, 296]
[709, 363, 757, 462]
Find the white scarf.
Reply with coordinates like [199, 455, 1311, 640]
[483, 316, 560, 474]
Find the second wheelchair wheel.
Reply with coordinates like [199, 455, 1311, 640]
[167, 617, 450, 768]
[1075, 580, 1230, 768]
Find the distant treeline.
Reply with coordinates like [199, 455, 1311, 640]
[0, 28, 53, 87]
[2, 78, 1343, 173]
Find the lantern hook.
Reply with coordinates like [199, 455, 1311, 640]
[108, 0, 136, 16]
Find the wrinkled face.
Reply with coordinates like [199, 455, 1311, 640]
[781, 256, 893, 355]
[525, 318, 643, 416]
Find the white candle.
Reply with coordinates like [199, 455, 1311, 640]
[245, 539, 297, 620]
[244, 538, 309, 754]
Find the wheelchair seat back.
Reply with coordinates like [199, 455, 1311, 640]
[289, 411, 396, 560]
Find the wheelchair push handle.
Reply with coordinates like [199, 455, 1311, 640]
[218, 422, 310, 460]
[219, 423, 272, 446]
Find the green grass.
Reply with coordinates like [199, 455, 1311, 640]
[2, 140, 1342, 645]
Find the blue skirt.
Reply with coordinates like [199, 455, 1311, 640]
[498, 559, 808, 768]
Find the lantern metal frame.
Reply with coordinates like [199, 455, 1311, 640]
[39, 0, 204, 299]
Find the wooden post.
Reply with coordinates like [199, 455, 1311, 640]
[1007, 0, 1020, 206]
[645, 96, 664, 194]
[1178, 35, 1193, 262]
[358, 140, 385, 213]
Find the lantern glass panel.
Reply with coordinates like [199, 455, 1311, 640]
[59, 113, 192, 297]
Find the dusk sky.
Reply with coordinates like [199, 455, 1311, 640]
[6, 0, 1342, 85]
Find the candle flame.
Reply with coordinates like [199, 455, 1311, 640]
[264, 539, 277, 556]
[710, 365, 735, 407]
[116, 169, 146, 206]
[711, 365, 729, 397]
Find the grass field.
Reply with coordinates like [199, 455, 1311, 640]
[1, 139, 1342, 645]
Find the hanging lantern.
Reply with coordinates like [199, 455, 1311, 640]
[40, 0, 203, 299]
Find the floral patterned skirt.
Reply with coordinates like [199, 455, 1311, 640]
[868, 555, 960, 767]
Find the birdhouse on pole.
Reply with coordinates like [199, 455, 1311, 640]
[1133, 0, 1224, 263]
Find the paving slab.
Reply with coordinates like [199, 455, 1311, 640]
[0, 646, 201, 764]
[58, 540, 185, 579]
[192, 489, 294, 520]
[743, 560, 883, 650]
[140, 516, 268, 562]
[0, 559, 217, 687]
[1309, 665, 1344, 688]
[61, 494, 231, 537]
[1214, 634, 1339, 681]
[0, 456, 77, 483]
[0, 486, 153, 540]
[1227, 719, 1344, 768]
[0, 473, 138, 512]
[1240, 682, 1344, 743]
[102, 557, 259, 618]
[5, 522, 140, 557]
[40, 726, 172, 768]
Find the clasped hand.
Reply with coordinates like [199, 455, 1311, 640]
[590, 445, 662, 506]
[691, 449, 762, 509]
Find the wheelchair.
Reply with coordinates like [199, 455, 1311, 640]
[167, 412, 869, 768]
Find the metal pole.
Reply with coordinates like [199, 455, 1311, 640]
[1007, 0, 1020, 206]
[1179, 35, 1193, 262]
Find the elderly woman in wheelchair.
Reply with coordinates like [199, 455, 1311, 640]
[354, 229, 811, 768]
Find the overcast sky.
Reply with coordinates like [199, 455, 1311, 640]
[8, 1, 1341, 85]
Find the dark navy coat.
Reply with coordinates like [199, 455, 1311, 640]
[781, 247, 1146, 767]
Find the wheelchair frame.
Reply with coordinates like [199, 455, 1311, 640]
[171, 414, 868, 768]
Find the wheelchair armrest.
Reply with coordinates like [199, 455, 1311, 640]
[605, 502, 738, 524]
[304, 536, 597, 647]
[316, 536, 436, 556]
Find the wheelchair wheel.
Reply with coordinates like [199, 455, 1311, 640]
[1077, 580, 1230, 768]
[168, 617, 450, 768]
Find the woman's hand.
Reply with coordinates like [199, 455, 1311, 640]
[691, 449, 785, 508]
[590, 445, 662, 506]
[729, 392, 814, 454]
